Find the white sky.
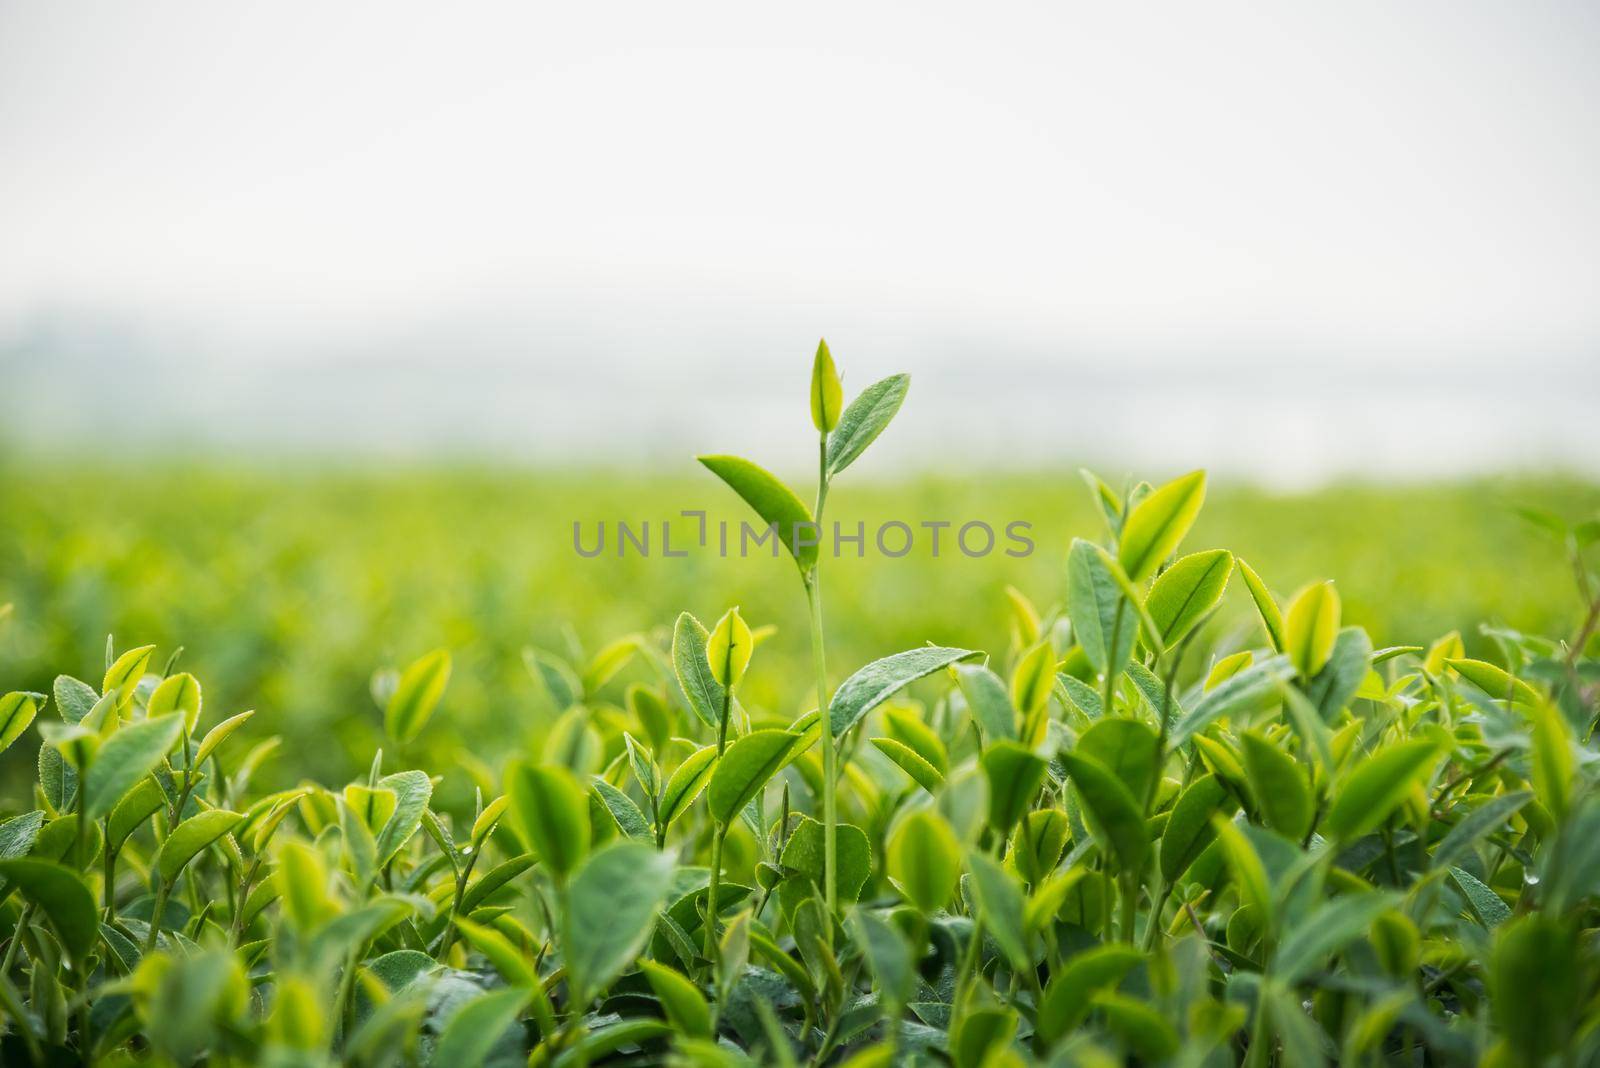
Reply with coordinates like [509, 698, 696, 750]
[2, 2, 1598, 478]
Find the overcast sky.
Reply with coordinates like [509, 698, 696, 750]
[2, 2, 1597, 479]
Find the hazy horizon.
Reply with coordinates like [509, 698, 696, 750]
[4, 2, 1597, 483]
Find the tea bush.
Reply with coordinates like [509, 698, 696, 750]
[1, 345, 1597, 1066]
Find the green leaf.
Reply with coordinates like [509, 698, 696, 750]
[852, 908, 914, 1009]
[524, 648, 580, 711]
[1058, 750, 1148, 874]
[1066, 539, 1137, 679]
[1117, 470, 1206, 583]
[53, 675, 98, 724]
[0, 811, 45, 859]
[107, 776, 168, 852]
[672, 613, 733, 732]
[507, 762, 590, 879]
[1146, 550, 1234, 645]
[563, 841, 677, 1003]
[103, 644, 155, 703]
[697, 455, 818, 571]
[780, 816, 872, 904]
[1493, 914, 1580, 1063]
[1075, 718, 1162, 811]
[1159, 774, 1231, 884]
[963, 849, 1029, 970]
[1451, 866, 1512, 927]
[1324, 739, 1441, 843]
[955, 664, 1015, 744]
[1304, 627, 1372, 719]
[454, 916, 535, 987]
[1237, 559, 1286, 652]
[1211, 816, 1273, 925]
[1446, 657, 1540, 706]
[887, 810, 960, 912]
[1035, 944, 1142, 1047]
[1169, 654, 1296, 748]
[432, 988, 531, 1068]
[641, 959, 712, 1039]
[593, 779, 653, 841]
[0, 693, 40, 755]
[158, 808, 244, 882]
[658, 744, 718, 831]
[707, 606, 754, 689]
[707, 730, 801, 825]
[383, 649, 451, 743]
[1273, 891, 1398, 983]
[147, 672, 203, 734]
[828, 646, 980, 738]
[1239, 731, 1312, 840]
[372, 769, 432, 867]
[1095, 992, 1180, 1061]
[1431, 791, 1532, 871]
[193, 709, 255, 767]
[82, 713, 184, 821]
[1285, 582, 1340, 678]
[0, 859, 97, 962]
[809, 338, 844, 434]
[871, 737, 944, 794]
[980, 741, 1047, 833]
[825, 373, 910, 478]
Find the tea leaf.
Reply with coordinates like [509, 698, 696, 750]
[193, 709, 256, 767]
[1058, 750, 1149, 873]
[0, 859, 97, 962]
[103, 645, 155, 704]
[1117, 470, 1206, 582]
[826, 373, 909, 478]
[148, 672, 203, 734]
[658, 745, 718, 831]
[1169, 654, 1296, 748]
[828, 646, 980, 738]
[641, 959, 712, 1039]
[432, 988, 531, 1068]
[887, 810, 960, 912]
[1273, 891, 1398, 983]
[1036, 944, 1142, 1046]
[1159, 774, 1230, 883]
[1066, 539, 1137, 679]
[158, 808, 244, 882]
[707, 730, 801, 824]
[1239, 731, 1312, 840]
[981, 741, 1047, 833]
[373, 769, 433, 866]
[1146, 549, 1234, 645]
[507, 762, 590, 879]
[673, 613, 733, 732]
[1430, 791, 1532, 871]
[964, 849, 1029, 970]
[384, 649, 451, 743]
[1324, 739, 1442, 843]
[809, 339, 844, 434]
[1285, 582, 1340, 678]
[1075, 718, 1162, 811]
[1446, 657, 1540, 706]
[82, 713, 184, 820]
[563, 841, 677, 1003]
[871, 737, 944, 794]
[707, 606, 753, 688]
[954, 669, 1013, 755]
[0, 692, 40, 755]
[697, 455, 818, 571]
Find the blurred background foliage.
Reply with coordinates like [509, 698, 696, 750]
[2, 460, 1595, 804]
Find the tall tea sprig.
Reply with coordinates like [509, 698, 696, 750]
[699, 339, 907, 916]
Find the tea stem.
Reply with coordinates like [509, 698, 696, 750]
[808, 433, 838, 921]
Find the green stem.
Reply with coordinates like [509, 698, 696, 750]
[144, 878, 170, 953]
[1141, 878, 1170, 950]
[0, 903, 34, 977]
[800, 479, 838, 920]
[1119, 873, 1137, 943]
[704, 826, 726, 968]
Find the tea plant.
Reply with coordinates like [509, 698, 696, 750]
[0, 345, 1597, 1066]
